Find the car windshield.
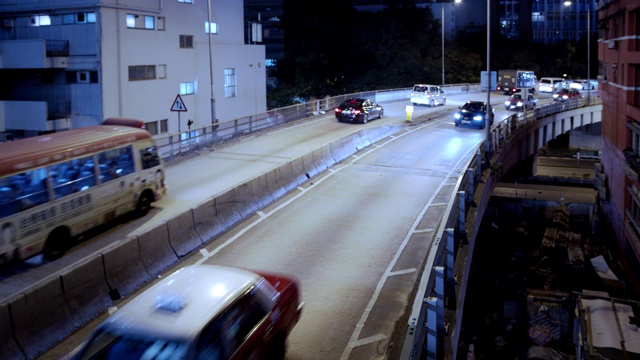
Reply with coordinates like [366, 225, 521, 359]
[341, 99, 363, 108]
[463, 103, 483, 112]
[75, 329, 189, 360]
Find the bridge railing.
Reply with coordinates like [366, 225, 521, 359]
[153, 83, 478, 160]
[403, 95, 602, 360]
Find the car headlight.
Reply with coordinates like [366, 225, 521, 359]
[517, 101, 523, 106]
[454, 114, 461, 119]
[504, 101, 510, 106]
[473, 115, 483, 121]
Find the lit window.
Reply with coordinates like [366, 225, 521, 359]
[126, 14, 136, 28]
[126, 13, 155, 30]
[178, 0, 194, 3]
[29, 15, 51, 27]
[224, 68, 236, 98]
[180, 81, 196, 95]
[144, 16, 155, 29]
[205, 21, 218, 34]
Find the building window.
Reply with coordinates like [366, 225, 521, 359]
[205, 21, 218, 34]
[157, 16, 165, 31]
[224, 68, 236, 98]
[627, 185, 640, 234]
[178, 0, 194, 3]
[63, 12, 96, 24]
[129, 65, 156, 81]
[158, 64, 167, 79]
[146, 121, 158, 135]
[65, 70, 98, 83]
[633, 64, 640, 107]
[180, 81, 195, 95]
[126, 14, 155, 30]
[180, 35, 193, 48]
[160, 119, 168, 133]
[29, 15, 51, 26]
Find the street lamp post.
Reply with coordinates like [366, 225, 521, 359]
[485, 0, 491, 164]
[564, 0, 593, 105]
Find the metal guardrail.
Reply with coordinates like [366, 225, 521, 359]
[153, 86, 600, 360]
[153, 83, 478, 160]
[403, 95, 602, 360]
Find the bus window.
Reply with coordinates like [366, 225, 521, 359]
[0, 170, 50, 218]
[49, 156, 98, 198]
[98, 146, 134, 183]
[140, 146, 160, 169]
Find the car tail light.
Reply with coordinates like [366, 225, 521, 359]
[335, 108, 342, 113]
[353, 109, 361, 115]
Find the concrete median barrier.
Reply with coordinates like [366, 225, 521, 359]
[311, 145, 335, 175]
[234, 181, 260, 219]
[9, 276, 71, 359]
[264, 167, 288, 201]
[299, 152, 319, 180]
[0, 303, 23, 360]
[166, 210, 203, 257]
[60, 254, 111, 329]
[247, 173, 274, 210]
[137, 221, 178, 276]
[275, 161, 301, 193]
[212, 190, 244, 232]
[192, 197, 226, 243]
[330, 133, 359, 163]
[101, 238, 149, 299]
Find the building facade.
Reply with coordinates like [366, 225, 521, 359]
[0, 0, 266, 138]
[597, 0, 640, 294]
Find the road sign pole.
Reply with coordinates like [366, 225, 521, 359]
[178, 112, 181, 133]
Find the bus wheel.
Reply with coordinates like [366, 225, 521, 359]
[134, 191, 153, 218]
[44, 228, 71, 260]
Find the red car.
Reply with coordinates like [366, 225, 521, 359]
[70, 265, 303, 360]
[553, 88, 582, 101]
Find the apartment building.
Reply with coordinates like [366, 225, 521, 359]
[597, 0, 640, 294]
[0, 0, 266, 138]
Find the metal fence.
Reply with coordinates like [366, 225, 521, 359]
[404, 95, 602, 360]
[153, 84, 477, 160]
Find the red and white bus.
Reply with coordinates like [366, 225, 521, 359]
[0, 124, 166, 264]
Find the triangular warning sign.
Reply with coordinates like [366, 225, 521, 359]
[171, 94, 187, 112]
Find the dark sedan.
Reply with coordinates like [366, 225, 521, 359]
[454, 101, 494, 129]
[334, 98, 383, 124]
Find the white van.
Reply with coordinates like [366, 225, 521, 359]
[538, 77, 565, 93]
[410, 84, 446, 106]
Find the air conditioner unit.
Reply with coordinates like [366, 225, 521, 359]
[608, 40, 616, 49]
[1, 19, 14, 28]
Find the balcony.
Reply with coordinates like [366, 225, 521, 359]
[623, 148, 640, 180]
[0, 39, 68, 69]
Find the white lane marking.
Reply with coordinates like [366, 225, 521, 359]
[348, 334, 387, 348]
[389, 268, 417, 276]
[413, 228, 434, 233]
[196, 124, 431, 266]
[340, 136, 481, 360]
